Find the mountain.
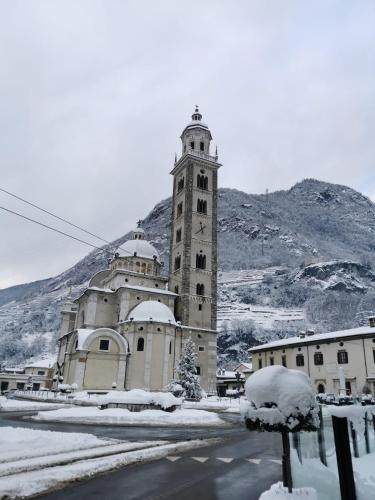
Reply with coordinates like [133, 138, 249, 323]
[1, 178, 375, 367]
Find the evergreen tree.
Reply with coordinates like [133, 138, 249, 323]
[176, 337, 202, 400]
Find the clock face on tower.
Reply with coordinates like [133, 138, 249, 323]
[195, 222, 206, 235]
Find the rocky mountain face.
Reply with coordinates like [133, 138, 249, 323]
[1, 178, 375, 368]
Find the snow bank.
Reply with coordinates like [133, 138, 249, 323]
[32, 407, 226, 427]
[98, 389, 181, 410]
[0, 396, 66, 412]
[242, 366, 319, 430]
[259, 482, 318, 499]
[0, 427, 109, 463]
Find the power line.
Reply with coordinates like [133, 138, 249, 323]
[0, 186, 113, 247]
[0, 205, 111, 254]
[0, 186, 134, 257]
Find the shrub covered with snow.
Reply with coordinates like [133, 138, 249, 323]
[242, 366, 319, 432]
[98, 389, 181, 410]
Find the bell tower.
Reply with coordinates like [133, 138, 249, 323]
[169, 107, 221, 331]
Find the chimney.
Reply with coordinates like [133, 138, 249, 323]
[369, 316, 375, 328]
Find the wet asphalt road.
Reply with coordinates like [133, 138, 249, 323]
[1, 411, 283, 499]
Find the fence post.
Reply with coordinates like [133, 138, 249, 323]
[364, 415, 370, 454]
[292, 432, 302, 463]
[332, 416, 356, 500]
[317, 405, 327, 466]
[281, 430, 293, 493]
[350, 422, 359, 458]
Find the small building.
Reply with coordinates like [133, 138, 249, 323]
[0, 359, 54, 393]
[249, 317, 375, 395]
[216, 368, 245, 397]
[235, 361, 253, 381]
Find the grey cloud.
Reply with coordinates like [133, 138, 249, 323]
[1, 0, 374, 287]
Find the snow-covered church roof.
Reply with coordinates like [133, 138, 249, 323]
[118, 238, 159, 261]
[126, 301, 177, 325]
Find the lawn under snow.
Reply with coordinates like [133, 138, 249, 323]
[0, 427, 113, 463]
[183, 396, 242, 413]
[0, 396, 66, 412]
[32, 406, 226, 426]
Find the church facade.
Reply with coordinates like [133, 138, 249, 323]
[56, 108, 220, 393]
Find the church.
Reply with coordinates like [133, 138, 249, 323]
[56, 108, 221, 393]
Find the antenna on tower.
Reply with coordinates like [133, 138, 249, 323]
[174, 153, 177, 164]
[215, 146, 218, 161]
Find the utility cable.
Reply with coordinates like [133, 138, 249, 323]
[0, 186, 134, 257]
[0, 205, 111, 254]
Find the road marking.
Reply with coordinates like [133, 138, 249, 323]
[192, 457, 209, 463]
[270, 459, 282, 465]
[166, 456, 181, 462]
[217, 458, 233, 463]
[246, 459, 261, 464]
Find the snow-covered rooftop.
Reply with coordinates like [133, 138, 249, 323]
[236, 362, 253, 371]
[250, 325, 375, 352]
[117, 239, 159, 261]
[125, 301, 177, 325]
[24, 355, 56, 369]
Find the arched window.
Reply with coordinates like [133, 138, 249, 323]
[314, 352, 323, 366]
[296, 354, 304, 367]
[177, 202, 183, 217]
[141, 263, 146, 274]
[136, 262, 140, 272]
[147, 264, 152, 274]
[197, 199, 207, 214]
[190, 141, 195, 150]
[337, 350, 348, 364]
[169, 341, 172, 355]
[196, 283, 205, 296]
[174, 285, 179, 294]
[197, 174, 208, 190]
[317, 383, 325, 394]
[200, 141, 204, 152]
[174, 255, 181, 270]
[137, 337, 144, 352]
[177, 177, 184, 192]
[196, 254, 206, 269]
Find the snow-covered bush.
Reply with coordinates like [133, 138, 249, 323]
[259, 482, 317, 499]
[165, 381, 185, 397]
[242, 365, 319, 432]
[99, 389, 181, 410]
[175, 337, 202, 400]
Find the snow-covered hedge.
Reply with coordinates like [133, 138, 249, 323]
[98, 389, 182, 410]
[242, 366, 319, 432]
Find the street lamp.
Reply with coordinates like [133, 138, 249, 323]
[235, 371, 241, 398]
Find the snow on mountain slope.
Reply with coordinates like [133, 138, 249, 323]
[1, 179, 375, 367]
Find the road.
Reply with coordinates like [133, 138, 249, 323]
[1, 411, 283, 499]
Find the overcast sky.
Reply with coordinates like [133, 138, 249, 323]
[1, 0, 375, 289]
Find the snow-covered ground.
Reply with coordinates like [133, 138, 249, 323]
[183, 396, 242, 413]
[0, 396, 66, 412]
[259, 482, 317, 499]
[32, 406, 226, 426]
[0, 426, 217, 498]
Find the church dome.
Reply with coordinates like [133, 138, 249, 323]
[118, 238, 159, 261]
[127, 301, 177, 325]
